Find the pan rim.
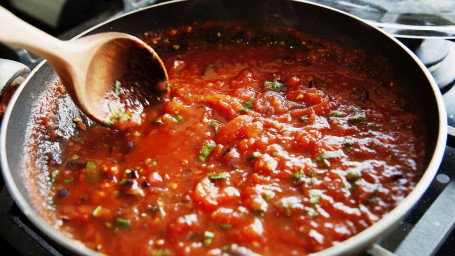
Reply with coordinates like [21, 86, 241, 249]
[0, 0, 448, 255]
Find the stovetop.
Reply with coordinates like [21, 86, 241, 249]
[0, 1, 455, 255]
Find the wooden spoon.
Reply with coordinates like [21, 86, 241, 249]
[0, 6, 169, 129]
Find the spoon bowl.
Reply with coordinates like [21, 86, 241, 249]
[0, 7, 169, 129]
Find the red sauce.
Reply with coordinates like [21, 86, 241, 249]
[49, 23, 424, 255]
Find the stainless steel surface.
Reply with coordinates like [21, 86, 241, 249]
[0, 58, 29, 95]
[305, 0, 455, 38]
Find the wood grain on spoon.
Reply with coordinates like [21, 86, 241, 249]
[0, 6, 169, 130]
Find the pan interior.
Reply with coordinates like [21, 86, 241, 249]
[1, 0, 446, 255]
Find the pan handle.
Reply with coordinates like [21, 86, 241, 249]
[0, 58, 30, 121]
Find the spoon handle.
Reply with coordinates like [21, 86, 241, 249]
[0, 6, 66, 63]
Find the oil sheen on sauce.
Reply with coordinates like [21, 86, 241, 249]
[48, 23, 425, 256]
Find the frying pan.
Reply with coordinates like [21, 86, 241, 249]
[0, 0, 450, 255]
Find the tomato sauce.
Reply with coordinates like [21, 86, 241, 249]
[48, 23, 425, 255]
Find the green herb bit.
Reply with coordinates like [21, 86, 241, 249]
[175, 114, 183, 122]
[346, 169, 362, 181]
[86, 160, 101, 183]
[151, 249, 170, 256]
[247, 152, 262, 161]
[153, 117, 164, 125]
[240, 99, 254, 112]
[209, 121, 219, 133]
[321, 159, 331, 168]
[299, 115, 309, 122]
[251, 209, 265, 216]
[329, 111, 344, 117]
[315, 81, 329, 87]
[92, 205, 104, 218]
[221, 245, 231, 252]
[313, 151, 341, 168]
[348, 113, 367, 123]
[263, 191, 275, 202]
[115, 80, 121, 95]
[115, 217, 131, 228]
[264, 80, 284, 92]
[70, 154, 80, 160]
[291, 170, 305, 182]
[102, 120, 113, 127]
[343, 138, 354, 148]
[219, 223, 233, 230]
[309, 190, 322, 205]
[203, 231, 215, 247]
[104, 222, 112, 228]
[306, 207, 319, 217]
[208, 172, 228, 181]
[367, 186, 380, 203]
[367, 122, 378, 130]
[63, 177, 74, 184]
[107, 103, 131, 123]
[51, 169, 60, 183]
[199, 144, 216, 162]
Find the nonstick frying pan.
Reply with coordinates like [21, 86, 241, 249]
[0, 0, 450, 255]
